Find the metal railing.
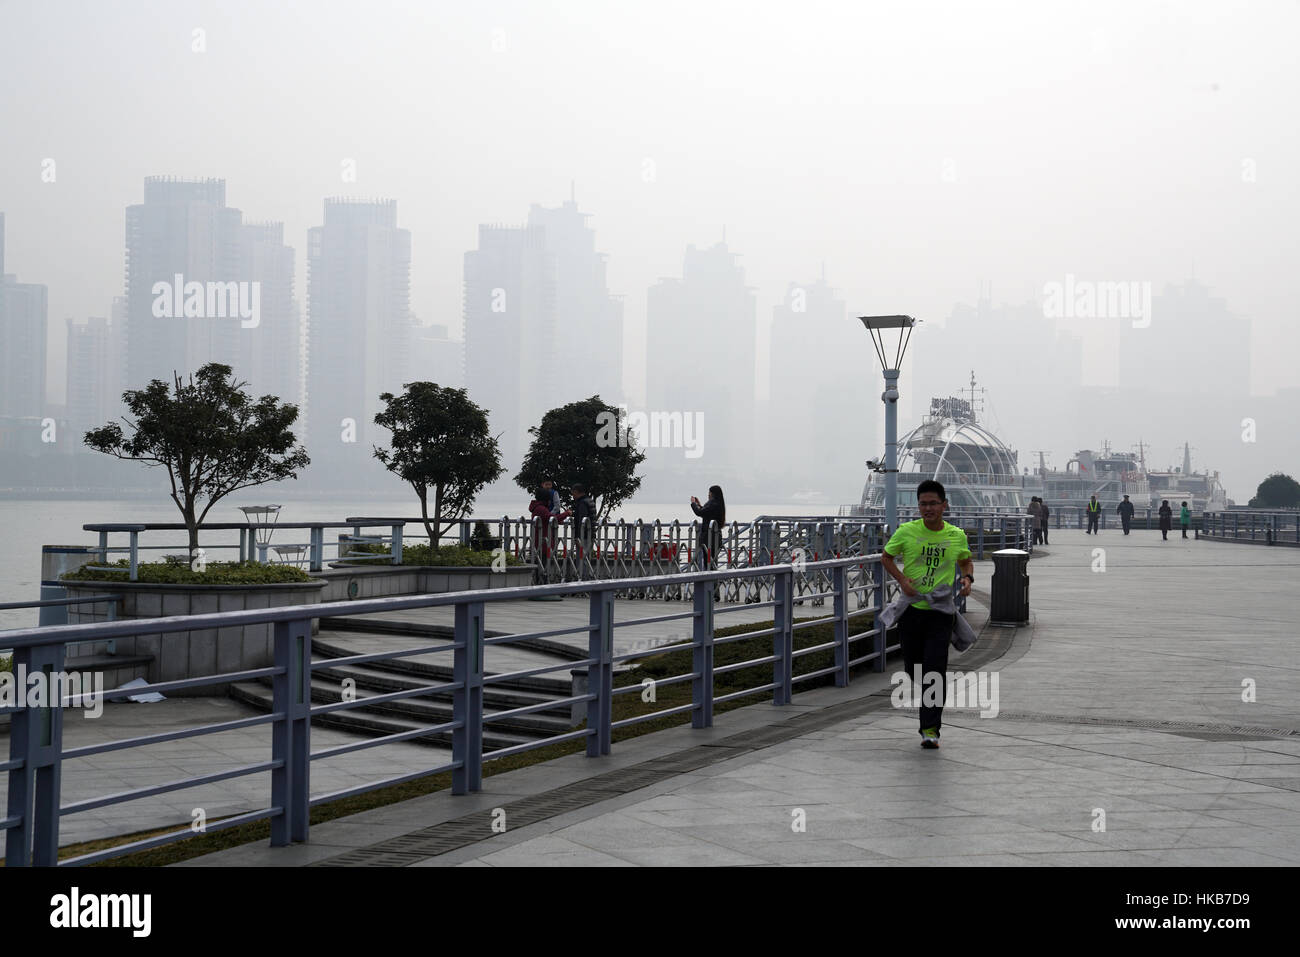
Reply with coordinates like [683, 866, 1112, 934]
[1200, 511, 1300, 545]
[1, 554, 904, 866]
[79, 521, 408, 579]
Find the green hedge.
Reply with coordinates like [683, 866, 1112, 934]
[0, 655, 10, 674]
[61, 560, 314, 585]
[349, 542, 522, 567]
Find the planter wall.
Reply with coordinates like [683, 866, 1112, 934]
[61, 579, 326, 696]
[317, 564, 536, 602]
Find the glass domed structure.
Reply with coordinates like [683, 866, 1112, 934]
[855, 386, 1040, 511]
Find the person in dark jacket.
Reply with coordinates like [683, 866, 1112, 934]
[1039, 499, 1050, 545]
[1117, 494, 1135, 535]
[1027, 498, 1043, 546]
[1180, 501, 1191, 539]
[1158, 500, 1172, 540]
[690, 485, 726, 569]
[571, 484, 597, 551]
[1086, 494, 1102, 534]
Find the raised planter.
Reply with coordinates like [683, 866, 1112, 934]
[318, 564, 536, 601]
[60, 579, 327, 696]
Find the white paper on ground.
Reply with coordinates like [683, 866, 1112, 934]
[112, 677, 166, 703]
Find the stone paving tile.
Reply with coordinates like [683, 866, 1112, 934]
[462, 836, 637, 868]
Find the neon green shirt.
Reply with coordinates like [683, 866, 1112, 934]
[883, 519, 972, 610]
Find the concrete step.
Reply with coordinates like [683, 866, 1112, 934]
[311, 658, 572, 720]
[312, 630, 575, 696]
[228, 681, 538, 751]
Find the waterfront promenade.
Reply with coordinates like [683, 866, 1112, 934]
[177, 530, 1300, 866]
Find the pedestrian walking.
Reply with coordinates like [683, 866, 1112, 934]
[1158, 500, 1172, 540]
[1180, 501, 1191, 539]
[1039, 499, 1050, 545]
[880, 479, 974, 750]
[1086, 494, 1101, 534]
[1117, 494, 1135, 535]
[1027, 497, 1043, 546]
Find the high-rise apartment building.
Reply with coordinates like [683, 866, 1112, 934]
[645, 241, 757, 488]
[123, 178, 244, 389]
[767, 277, 868, 497]
[305, 198, 412, 477]
[238, 221, 298, 407]
[65, 301, 126, 439]
[0, 213, 49, 420]
[463, 199, 623, 473]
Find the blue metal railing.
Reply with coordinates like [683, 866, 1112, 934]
[1, 554, 911, 866]
[1200, 510, 1300, 545]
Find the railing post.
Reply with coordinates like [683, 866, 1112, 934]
[976, 518, 985, 559]
[309, 526, 323, 572]
[832, 563, 849, 687]
[691, 570, 714, 728]
[587, 588, 614, 755]
[4, 642, 67, 866]
[97, 530, 108, 565]
[872, 557, 887, 672]
[129, 531, 139, 581]
[459, 522, 471, 546]
[257, 542, 269, 564]
[773, 566, 794, 705]
[391, 524, 403, 564]
[270, 617, 312, 846]
[452, 600, 484, 794]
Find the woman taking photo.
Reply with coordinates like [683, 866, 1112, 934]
[690, 485, 726, 569]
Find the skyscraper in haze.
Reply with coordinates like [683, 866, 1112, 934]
[645, 241, 757, 490]
[0, 213, 49, 420]
[463, 198, 623, 472]
[305, 198, 412, 478]
[238, 221, 298, 407]
[123, 178, 244, 388]
[767, 276, 867, 498]
[65, 300, 126, 440]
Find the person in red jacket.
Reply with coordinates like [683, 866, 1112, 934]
[529, 486, 570, 561]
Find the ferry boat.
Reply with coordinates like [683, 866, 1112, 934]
[1038, 442, 1151, 510]
[845, 376, 1040, 513]
[1145, 443, 1230, 512]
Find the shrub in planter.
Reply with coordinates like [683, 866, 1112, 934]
[62, 560, 314, 585]
[350, 542, 519, 567]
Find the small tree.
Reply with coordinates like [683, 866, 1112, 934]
[1248, 472, 1300, 508]
[84, 363, 310, 558]
[373, 382, 503, 542]
[514, 396, 645, 521]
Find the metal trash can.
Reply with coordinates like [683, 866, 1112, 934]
[990, 548, 1029, 626]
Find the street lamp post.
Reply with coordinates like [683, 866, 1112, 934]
[857, 315, 918, 536]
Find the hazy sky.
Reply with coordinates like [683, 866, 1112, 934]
[2, 0, 1297, 407]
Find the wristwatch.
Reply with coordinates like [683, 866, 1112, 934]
[961, 573, 974, 584]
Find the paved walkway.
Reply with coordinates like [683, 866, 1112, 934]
[182, 530, 1300, 866]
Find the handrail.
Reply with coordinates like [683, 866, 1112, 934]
[2, 553, 908, 866]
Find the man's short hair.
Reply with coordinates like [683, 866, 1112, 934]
[572, 484, 586, 495]
[916, 479, 946, 501]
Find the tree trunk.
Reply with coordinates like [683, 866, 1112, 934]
[417, 486, 437, 544]
[184, 500, 200, 560]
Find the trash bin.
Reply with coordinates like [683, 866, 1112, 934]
[990, 548, 1029, 626]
